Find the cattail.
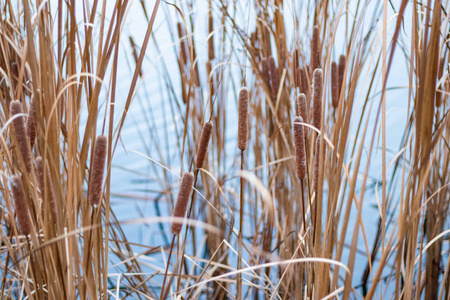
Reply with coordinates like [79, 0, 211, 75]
[208, 2, 214, 60]
[293, 116, 306, 180]
[331, 61, 339, 108]
[196, 121, 213, 169]
[338, 54, 346, 97]
[296, 93, 308, 124]
[36, 157, 57, 223]
[10, 100, 33, 173]
[312, 68, 323, 131]
[261, 59, 271, 90]
[171, 172, 195, 235]
[313, 138, 326, 192]
[268, 56, 279, 100]
[238, 87, 249, 151]
[177, 22, 187, 66]
[26, 97, 37, 149]
[293, 49, 299, 87]
[295, 66, 301, 89]
[87, 135, 108, 207]
[311, 26, 320, 72]
[10, 175, 33, 235]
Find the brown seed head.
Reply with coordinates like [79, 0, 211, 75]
[312, 68, 323, 131]
[311, 26, 320, 72]
[238, 87, 249, 151]
[261, 59, 271, 91]
[171, 172, 195, 235]
[268, 56, 279, 100]
[10, 100, 33, 173]
[293, 116, 306, 180]
[331, 61, 339, 108]
[26, 97, 37, 149]
[196, 121, 213, 169]
[296, 93, 308, 124]
[10, 175, 33, 235]
[338, 55, 346, 96]
[87, 135, 108, 207]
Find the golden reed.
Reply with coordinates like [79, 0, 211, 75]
[36, 157, 57, 223]
[171, 172, 195, 235]
[87, 135, 108, 207]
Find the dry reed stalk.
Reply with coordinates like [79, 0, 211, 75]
[293, 116, 306, 180]
[10, 100, 33, 173]
[129, 37, 143, 77]
[87, 135, 108, 207]
[177, 22, 187, 66]
[208, 0, 214, 61]
[238, 87, 249, 151]
[311, 26, 319, 72]
[268, 56, 280, 100]
[26, 97, 37, 149]
[10, 175, 33, 235]
[312, 68, 323, 131]
[170, 172, 195, 235]
[436, 57, 445, 107]
[331, 61, 339, 108]
[36, 157, 57, 223]
[196, 121, 213, 169]
[338, 54, 346, 96]
[206, 60, 214, 98]
[313, 138, 325, 192]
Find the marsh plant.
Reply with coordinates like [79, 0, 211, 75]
[0, 0, 449, 299]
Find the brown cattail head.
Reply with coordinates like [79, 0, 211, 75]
[293, 116, 307, 180]
[261, 59, 271, 92]
[331, 61, 339, 108]
[338, 54, 346, 96]
[87, 135, 108, 207]
[238, 87, 249, 151]
[36, 157, 58, 223]
[10, 100, 33, 173]
[311, 26, 320, 72]
[26, 97, 37, 149]
[171, 172, 195, 235]
[268, 56, 279, 100]
[296, 93, 308, 124]
[313, 138, 326, 192]
[312, 68, 323, 131]
[196, 121, 213, 169]
[10, 175, 33, 235]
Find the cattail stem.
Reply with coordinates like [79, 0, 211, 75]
[36, 157, 57, 224]
[10, 100, 33, 173]
[237, 150, 244, 300]
[160, 235, 176, 300]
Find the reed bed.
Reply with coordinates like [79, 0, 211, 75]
[1, 0, 450, 299]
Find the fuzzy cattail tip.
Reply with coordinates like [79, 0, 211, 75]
[87, 135, 108, 207]
[238, 87, 249, 151]
[171, 172, 195, 235]
[196, 121, 213, 169]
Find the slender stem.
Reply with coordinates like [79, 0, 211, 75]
[301, 180, 306, 233]
[237, 150, 244, 300]
[160, 234, 176, 300]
